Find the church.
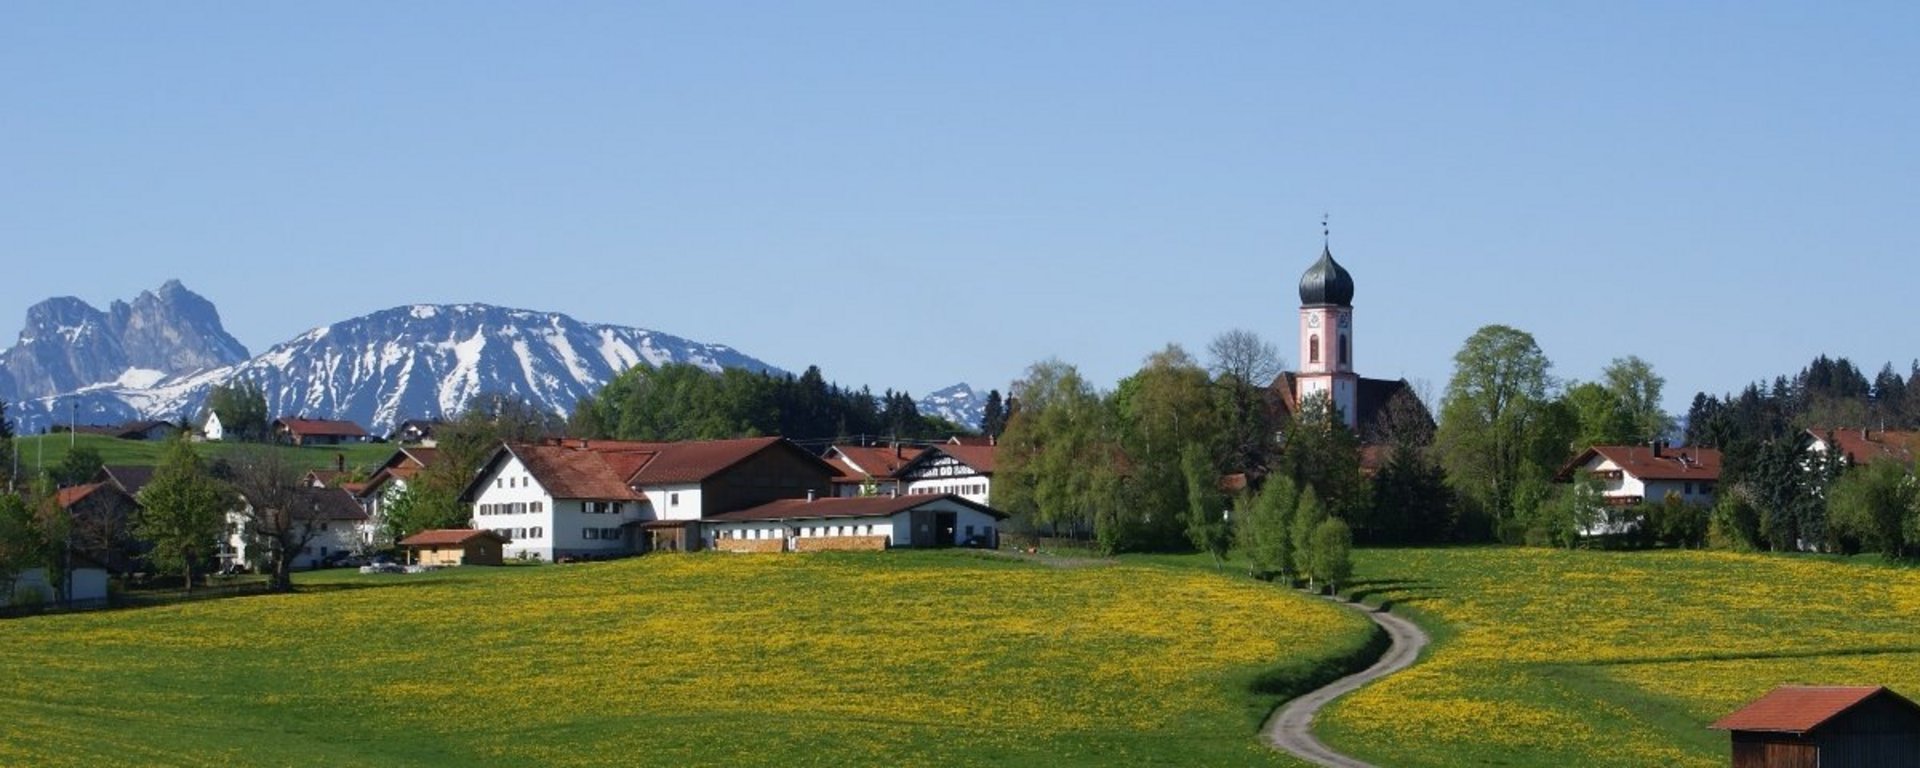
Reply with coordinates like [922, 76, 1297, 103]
[1268, 241, 1432, 445]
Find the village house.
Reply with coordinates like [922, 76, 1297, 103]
[707, 493, 1004, 551]
[273, 417, 371, 446]
[200, 411, 225, 442]
[387, 418, 443, 446]
[92, 465, 155, 497]
[460, 436, 839, 561]
[1806, 427, 1918, 467]
[61, 420, 178, 441]
[54, 482, 143, 574]
[218, 486, 370, 572]
[897, 444, 997, 506]
[400, 529, 507, 566]
[1711, 685, 1920, 768]
[823, 443, 923, 498]
[352, 445, 443, 549]
[1554, 443, 1721, 534]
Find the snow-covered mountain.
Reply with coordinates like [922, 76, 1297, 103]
[0, 280, 249, 400]
[7, 301, 780, 434]
[917, 382, 988, 431]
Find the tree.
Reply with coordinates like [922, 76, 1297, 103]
[226, 447, 318, 591]
[1291, 486, 1328, 589]
[1277, 392, 1365, 531]
[52, 445, 103, 488]
[1564, 382, 1635, 451]
[1602, 355, 1674, 442]
[1111, 344, 1220, 551]
[1434, 325, 1556, 539]
[0, 398, 15, 492]
[1309, 517, 1354, 594]
[135, 437, 229, 594]
[205, 379, 271, 441]
[0, 491, 49, 602]
[1235, 474, 1296, 579]
[1207, 329, 1283, 476]
[1182, 444, 1230, 570]
[996, 359, 1119, 546]
[981, 389, 1008, 438]
[1368, 438, 1454, 544]
[1826, 458, 1915, 557]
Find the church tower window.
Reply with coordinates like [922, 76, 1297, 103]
[1338, 334, 1349, 366]
[1309, 335, 1320, 364]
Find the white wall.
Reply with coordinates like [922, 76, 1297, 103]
[639, 484, 704, 521]
[469, 452, 654, 560]
[222, 509, 364, 570]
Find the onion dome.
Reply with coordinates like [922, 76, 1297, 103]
[1298, 245, 1354, 307]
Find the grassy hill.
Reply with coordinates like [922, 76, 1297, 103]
[9, 433, 395, 475]
[1318, 547, 1920, 767]
[0, 551, 1372, 767]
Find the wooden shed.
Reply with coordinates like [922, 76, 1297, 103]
[1711, 685, 1920, 768]
[399, 529, 509, 567]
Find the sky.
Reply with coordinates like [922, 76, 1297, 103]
[4, 2, 1917, 416]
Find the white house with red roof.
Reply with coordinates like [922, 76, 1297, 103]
[822, 443, 924, 498]
[1555, 442, 1721, 534]
[897, 445, 996, 505]
[219, 486, 371, 572]
[459, 436, 840, 561]
[1806, 427, 1918, 467]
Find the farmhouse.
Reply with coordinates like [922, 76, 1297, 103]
[1806, 427, 1918, 467]
[1711, 685, 1920, 768]
[54, 482, 142, 574]
[1267, 240, 1433, 451]
[823, 443, 923, 498]
[219, 487, 370, 572]
[400, 529, 508, 566]
[461, 436, 838, 560]
[388, 418, 443, 445]
[707, 493, 1004, 551]
[62, 420, 178, 441]
[1555, 443, 1721, 512]
[897, 444, 997, 505]
[274, 417, 371, 446]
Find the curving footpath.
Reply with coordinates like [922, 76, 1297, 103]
[1263, 595, 1431, 768]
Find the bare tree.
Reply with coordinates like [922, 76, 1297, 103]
[226, 447, 318, 591]
[1207, 329, 1286, 476]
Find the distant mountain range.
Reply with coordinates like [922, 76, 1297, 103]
[0, 283, 987, 435]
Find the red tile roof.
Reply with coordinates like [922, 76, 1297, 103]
[289, 487, 369, 521]
[56, 483, 109, 509]
[511, 444, 652, 501]
[947, 435, 995, 447]
[275, 418, 369, 438]
[627, 436, 793, 485]
[400, 528, 508, 546]
[929, 444, 997, 474]
[1556, 445, 1722, 483]
[1809, 428, 1919, 465]
[825, 444, 923, 480]
[707, 493, 1006, 522]
[1711, 686, 1918, 734]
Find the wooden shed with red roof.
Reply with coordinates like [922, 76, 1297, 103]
[399, 529, 509, 567]
[1711, 685, 1920, 768]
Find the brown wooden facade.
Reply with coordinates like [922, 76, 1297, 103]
[1719, 688, 1920, 768]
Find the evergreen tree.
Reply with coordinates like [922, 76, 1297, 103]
[981, 389, 1007, 438]
[0, 398, 14, 492]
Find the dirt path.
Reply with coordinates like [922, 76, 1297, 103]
[1263, 595, 1430, 768]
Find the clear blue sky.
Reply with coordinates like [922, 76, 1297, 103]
[4, 2, 1916, 415]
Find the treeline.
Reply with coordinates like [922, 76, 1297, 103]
[567, 363, 977, 442]
[1683, 355, 1920, 557]
[992, 331, 1442, 575]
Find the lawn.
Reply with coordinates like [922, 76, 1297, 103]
[11, 433, 395, 475]
[0, 551, 1373, 767]
[1317, 547, 1920, 767]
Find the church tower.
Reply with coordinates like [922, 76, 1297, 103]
[1296, 242, 1359, 430]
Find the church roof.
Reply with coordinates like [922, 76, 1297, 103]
[1298, 245, 1355, 307]
[1268, 373, 1430, 446]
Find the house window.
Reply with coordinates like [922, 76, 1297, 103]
[531, 527, 543, 539]
[1309, 335, 1320, 364]
[584, 528, 598, 540]
[669, 493, 680, 506]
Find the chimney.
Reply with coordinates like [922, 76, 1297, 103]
[1650, 440, 1663, 458]
[335, 452, 345, 472]
[806, 489, 816, 503]
[889, 488, 898, 498]
[895, 442, 902, 460]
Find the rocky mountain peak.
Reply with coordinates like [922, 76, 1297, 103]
[1, 281, 250, 401]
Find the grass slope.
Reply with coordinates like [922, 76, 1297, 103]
[0, 551, 1371, 767]
[1319, 547, 1920, 767]
[11, 433, 394, 475]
